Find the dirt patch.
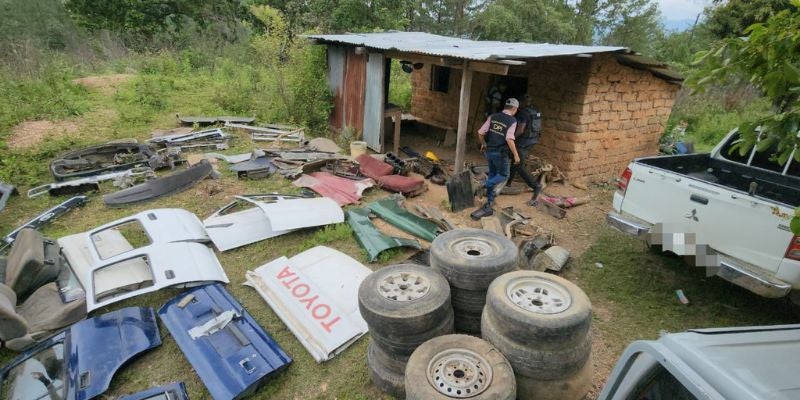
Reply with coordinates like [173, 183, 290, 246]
[8, 120, 79, 150]
[72, 73, 134, 96]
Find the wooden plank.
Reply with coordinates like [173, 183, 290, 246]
[342, 50, 366, 134]
[454, 62, 473, 174]
[469, 61, 510, 75]
[384, 51, 462, 67]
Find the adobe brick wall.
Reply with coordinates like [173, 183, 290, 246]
[408, 54, 680, 181]
[409, 64, 490, 134]
[552, 54, 680, 181]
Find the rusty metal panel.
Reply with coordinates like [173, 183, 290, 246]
[327, 46, 346, 130]
[342, 50, 366, 133]
[363, 52, 385, 152]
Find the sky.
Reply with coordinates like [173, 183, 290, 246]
[657, 0, 713, 30]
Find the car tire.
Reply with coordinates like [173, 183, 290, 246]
[371, 310, 455, 356]
[515, 357, 593, 400]
[368, 339, 409, 374]
[481, 311, 591, 380]
[485, 270, 591, 349]
[453, 309, 482, 335]
[405, 334, 516, 400]
[486, 271, 592, 350]
[450, 286, 487, 314]
[368, 340, 406, 398]
[430, 229, 518, 291]
[359, 264, 452, 335]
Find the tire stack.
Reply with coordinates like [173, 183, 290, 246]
[430, 229, 518, 334]
[358, 264, 455, 398]
[405, 334, 516, 400]
[481, 270, 593, 400]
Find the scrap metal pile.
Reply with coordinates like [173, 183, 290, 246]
[0, 113, 596, 400]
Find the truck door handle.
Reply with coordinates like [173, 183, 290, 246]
[690, 194, 708, 205]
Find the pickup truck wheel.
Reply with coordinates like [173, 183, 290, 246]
[405, 334, 516, 400]
[481, 310, 591, 380]
[484, 270, 591, 349]
[371, 310, 455, 356]
[430, 229, 518, 291]
[359, 264, 452, 335]
[515, 357, 593, 400]
[368, 340, 406, 398]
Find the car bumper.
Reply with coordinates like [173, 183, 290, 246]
[606, 211, 651, 237]
[716, 255, 792, 298]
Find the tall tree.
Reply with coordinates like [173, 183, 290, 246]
[705, 0, 794, 38]
[688, 1, 800, 168]
[472, 0, 577, 43]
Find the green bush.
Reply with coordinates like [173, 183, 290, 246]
[667, 91, 771, 150]
[389, 59, 412, 111]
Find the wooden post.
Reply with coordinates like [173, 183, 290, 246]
[454, 62, 473, 174]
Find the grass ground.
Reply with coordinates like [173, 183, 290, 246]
[0, 72, 795, 399]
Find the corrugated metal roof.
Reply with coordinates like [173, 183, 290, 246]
[306, 32, 627, 61]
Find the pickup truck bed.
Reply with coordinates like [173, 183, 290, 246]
[640, 154, 800, 208]
[608, 130, 800, 300]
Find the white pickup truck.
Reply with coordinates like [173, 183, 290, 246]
[608, 129, 800, 303]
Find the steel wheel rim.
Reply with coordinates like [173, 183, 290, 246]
[451, 238, 496, 259]
[426, 348, 492, 398]
[506, 277, 571, 314]
[378, 272, 431, 301]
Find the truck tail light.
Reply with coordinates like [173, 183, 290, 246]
[617, 167, 633, 194]
[787, 235, 800, 261]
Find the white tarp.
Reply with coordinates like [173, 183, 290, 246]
[245, 246, 370, 362]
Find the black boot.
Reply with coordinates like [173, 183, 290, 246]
[470, 201, 494, 220]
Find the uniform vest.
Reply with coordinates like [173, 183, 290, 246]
[486, 112, 516, 152]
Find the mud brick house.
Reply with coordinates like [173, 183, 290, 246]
[307, 32, 682, 180]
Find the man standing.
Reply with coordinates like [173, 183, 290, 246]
[507, 94, 543, 206]
[471, 98, 521, 220]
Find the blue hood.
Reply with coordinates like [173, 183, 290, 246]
[158, 284, 291, 400]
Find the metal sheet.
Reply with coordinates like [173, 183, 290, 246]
[363, 52, 385, 152]
[343, 50, 366, 132]
[0, 307, 161, 400]
[119, 382, 189, 400]
[346, 208, 422, 262]
[245, 246, 371, 362]
[159, 284, 291, 400]
[57, 208, 227, 312]
[203, 196, 344, 251]
[254, 197, 343, 231]
[292, 172, 375, 206]
[368, 197, 441, 242]
[307, 32, 627, 61]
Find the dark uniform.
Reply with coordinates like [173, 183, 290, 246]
[508, 105, 543, 203]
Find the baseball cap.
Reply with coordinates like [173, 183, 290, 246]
[505, 98, 519, 107]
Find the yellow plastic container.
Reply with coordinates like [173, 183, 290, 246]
[350, 141, 367, 157]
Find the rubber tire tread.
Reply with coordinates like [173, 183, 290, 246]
[368, 341, 406, 398]
[371, 310, 454, 356]
[481, 311, 591, 380]
[485, 270, 591, 349]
